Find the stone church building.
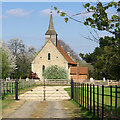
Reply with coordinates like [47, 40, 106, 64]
[31, 12, 88, 80]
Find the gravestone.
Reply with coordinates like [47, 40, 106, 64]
[26, 78, 29, 81]
[103, 77, 106, 82]
[90, 78, 94, 82]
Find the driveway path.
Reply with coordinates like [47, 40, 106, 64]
[6, 101, 69, 118]
[42, 101, 68, 118]
[7, 101, 37, 118]
[5, 86, 70, 118]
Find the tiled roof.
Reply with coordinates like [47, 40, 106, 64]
[70, 66, 88, 75]
[57, 44, 76, 65]
[45, 30, 57, 35]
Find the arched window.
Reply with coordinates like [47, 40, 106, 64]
[42, 65, 45, 73]
[48, 53, 50, 60]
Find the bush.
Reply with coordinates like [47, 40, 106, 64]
[42, 65, 68, 79]
[29, 71, 40, 79]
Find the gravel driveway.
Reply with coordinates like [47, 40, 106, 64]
[6, 101, 69, 118]
[4, 86, 70, 118]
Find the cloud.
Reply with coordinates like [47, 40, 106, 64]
[39, 9, 63, 16]
[6, 8, 33, 17]
[0, 15, 7, 19]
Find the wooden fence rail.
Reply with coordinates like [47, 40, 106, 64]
[0, 79, 35, 99]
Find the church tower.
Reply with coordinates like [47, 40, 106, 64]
[45, 11, 57, 46]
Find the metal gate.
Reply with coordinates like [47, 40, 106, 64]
[16, 79, 71, 101]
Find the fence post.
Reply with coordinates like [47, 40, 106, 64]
[12, 82, 14, 93]
[77, 82, 78, 103]
[93, 84, 95, 116]
[75, 82, 76, 102]
[87, 83, 89, 110]
[10, 81, 12, 93]
[71, 79, 74, 99]
[79, 83, 80, 104]
[102, 85, 104, 119]
[0, 79, 1, 99]
[110, 86, 112, 118]
[7, 82, 8, 94]
[73, 82, 75, 100]
[97, 85, 99, 117]
[15, 79, 19, 100]
[83, 83, 84, 108]
[115, 85, 117, 119]
[81, 83, 82, 105]
[90, 84, 92, 113]
[85, 84, 86, 109]
[3, 82, 5, 95]
[76, 82, 77, 102]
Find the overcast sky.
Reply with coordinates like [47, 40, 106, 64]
[2, 1, 116, 54]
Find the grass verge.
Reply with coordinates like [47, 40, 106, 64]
[64, 88, 98, 119]
[2, 84, 37, 109]
[64, 87, 120, 119]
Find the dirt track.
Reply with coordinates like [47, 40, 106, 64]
[3, 86, 70, 118]
[5, 101, 69, 118]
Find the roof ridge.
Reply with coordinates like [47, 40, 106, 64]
[57, 43, 76, 65]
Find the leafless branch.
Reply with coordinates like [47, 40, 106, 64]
[79, 33, 99, 43]
[86, 26, 99, 42]
[71, 10, 94, 17]
[65, 13, 83, 23]
[94, 29, 100, 40]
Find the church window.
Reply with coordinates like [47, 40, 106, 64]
[48, 53, 50, 60]
[42, 65, 45, 73]
[68, 65, 70, 69]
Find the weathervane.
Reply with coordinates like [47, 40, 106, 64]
[50, 5, 53, 14]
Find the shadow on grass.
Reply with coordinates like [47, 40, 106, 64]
[64, 87, 120, 119]
[71, 99, 99, 119]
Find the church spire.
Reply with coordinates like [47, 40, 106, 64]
[45, 11, 57, 35]
[48, 11, 54, 30]
[45, 9, 57, 46]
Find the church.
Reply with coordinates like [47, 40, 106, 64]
[31, 12, 88, 80]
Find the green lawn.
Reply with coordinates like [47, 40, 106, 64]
[65, 86, 120, 106]
[65, 86, 120, 118]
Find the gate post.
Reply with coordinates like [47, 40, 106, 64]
[0, 79, 1, 99]
[71, 79, 73, 99]
[43, 79, 46, 101]
[15, 79, 19, 100]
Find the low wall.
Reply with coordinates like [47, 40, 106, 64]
[76, 79, 120, 86]
[35, 79, 71, 85]
[70, 75, 88, 80]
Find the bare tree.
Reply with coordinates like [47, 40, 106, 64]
[58, 39, 82, 63]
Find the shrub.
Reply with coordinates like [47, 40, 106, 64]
[29, 71, 40, 79]
[42, 65, 68, 79]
